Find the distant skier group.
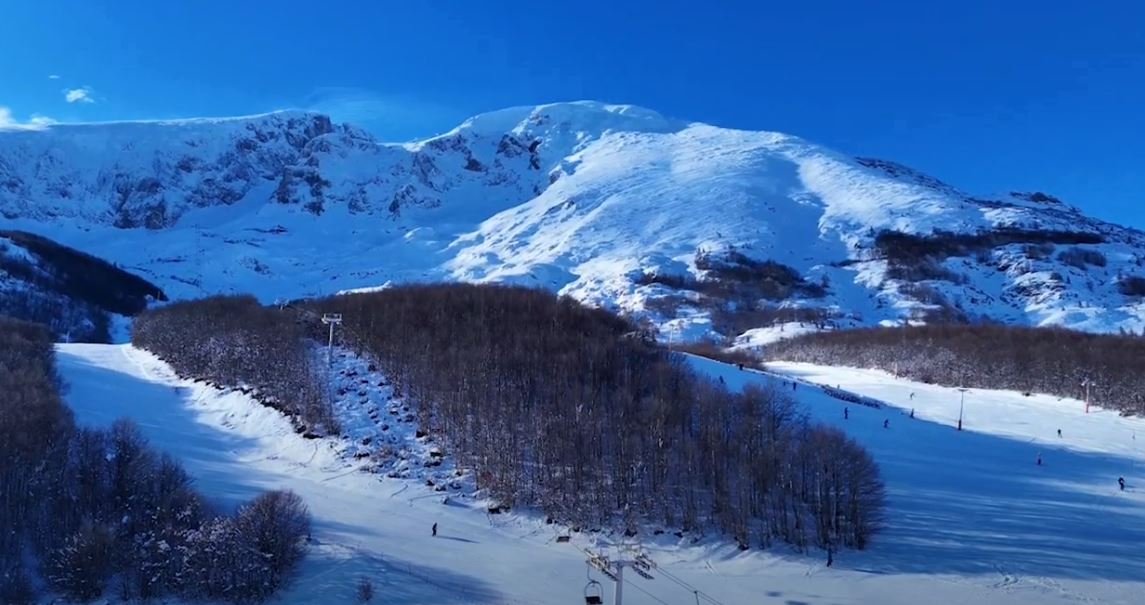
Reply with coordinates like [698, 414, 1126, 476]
[1041, 429, 1126, 492]
[780, 370, 1128, 497]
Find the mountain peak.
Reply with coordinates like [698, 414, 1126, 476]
[445, 100, 685, 139]
[4, 101, 1144, 338]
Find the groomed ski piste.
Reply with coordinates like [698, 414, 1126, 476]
[56, 343, 1145, 605]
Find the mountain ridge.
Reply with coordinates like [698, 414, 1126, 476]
[2, 101, 1144, 340]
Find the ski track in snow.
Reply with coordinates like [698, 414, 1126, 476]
[54, 343, 1145, 605]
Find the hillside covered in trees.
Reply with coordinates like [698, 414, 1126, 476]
[132, 285, 885, 552]
[132, 295, 336, 436]
[312, 285, 883, 550]
[0, 230, 167, 342]
[765, 324, 1145, 416]
[0, 317, 310, 604]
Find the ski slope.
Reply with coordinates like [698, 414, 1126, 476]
[55, 343, 1145, 604]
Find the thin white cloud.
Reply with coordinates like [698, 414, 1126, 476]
[0, 106, 55, 130]
[64, 87, 96, 104]
[301, 87, 463, 141]
[47, 74, 61, 80]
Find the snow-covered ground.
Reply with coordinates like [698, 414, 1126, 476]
[55, 343, 1145, 604]
[7, 102, 1145, 341]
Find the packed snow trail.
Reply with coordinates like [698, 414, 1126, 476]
[56, 344, 1145, 604]
[754, 361, 1145, 579]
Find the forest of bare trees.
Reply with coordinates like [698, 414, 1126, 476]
[129, 285, 884, 551]
[133, 295, 336, 435]
[0, 317, 311, 604]
[766, 324, 1145, 415]
[302, 284, 884, 550]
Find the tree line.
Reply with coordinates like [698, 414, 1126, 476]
[765, 324, 1145, 415]
[1, 230, 167, 342]
[0, 230, 167, 315]
[132, 295, 337, 435]
[0, 286, 111, 342]
[0, 316, 310, 604]
[303, 284, 884, 551]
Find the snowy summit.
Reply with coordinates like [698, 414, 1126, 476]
[3, 101, 1145, 340]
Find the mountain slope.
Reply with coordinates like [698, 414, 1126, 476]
[0, 229, 165, 340]
[3, 101, 1144, 338]
[55, 342, 1145, 604]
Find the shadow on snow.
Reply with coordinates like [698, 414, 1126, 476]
[691, 355, 1145, 582]
[56, 347, 504, 604]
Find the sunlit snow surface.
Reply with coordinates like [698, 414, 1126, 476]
[57, 343, 1145, 604]
[6, 102, 1145, 341]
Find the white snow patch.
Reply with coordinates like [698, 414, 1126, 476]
[52, 343, 1145, 604]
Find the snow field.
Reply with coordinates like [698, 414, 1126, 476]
[55, 343, 1145, 604]
[8, 101, 1145, 344]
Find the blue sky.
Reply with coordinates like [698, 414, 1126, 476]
[2, 1, 1143, 226]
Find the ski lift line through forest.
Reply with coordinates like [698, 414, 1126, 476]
[320, 312, 342, 366]
[287, 303, 719, 605]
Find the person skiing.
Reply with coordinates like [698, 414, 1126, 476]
[909, 392, 915, 401]
[909, 408, 915, 419]
[432, 522, 438, 537]
[737, 363, 744, 371]
[883, 419, 889, 429]
[1057, 429, 1062, 438]
[793, 382, 798, 392]
[1119, 477, 1126, 491]
[1036, 453, 1043, 466]
[844, 407, 849, 420]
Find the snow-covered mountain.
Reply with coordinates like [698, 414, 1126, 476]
[3, 101, 1145, 340]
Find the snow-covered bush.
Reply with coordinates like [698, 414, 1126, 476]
[1118, 275, 1145, 297]
[0, 318, 311, 603]
[1057, 247, 1107, 268]
[47, 523, 115, 600]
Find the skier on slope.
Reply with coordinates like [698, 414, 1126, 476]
[844, 407, 849, 420]
[432, 522, 438, 537]
[883, 419, 889, 429]
[909, 408, 915, 419]
[1036, 453, 1043, 466]
[1057, 429, 1062, 438]
[1119, 477, 1126, 491]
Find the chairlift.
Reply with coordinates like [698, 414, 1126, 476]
[556, 534, 571, 543]
[632, 566, 655, 580]
[584, 579, 604, 605]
